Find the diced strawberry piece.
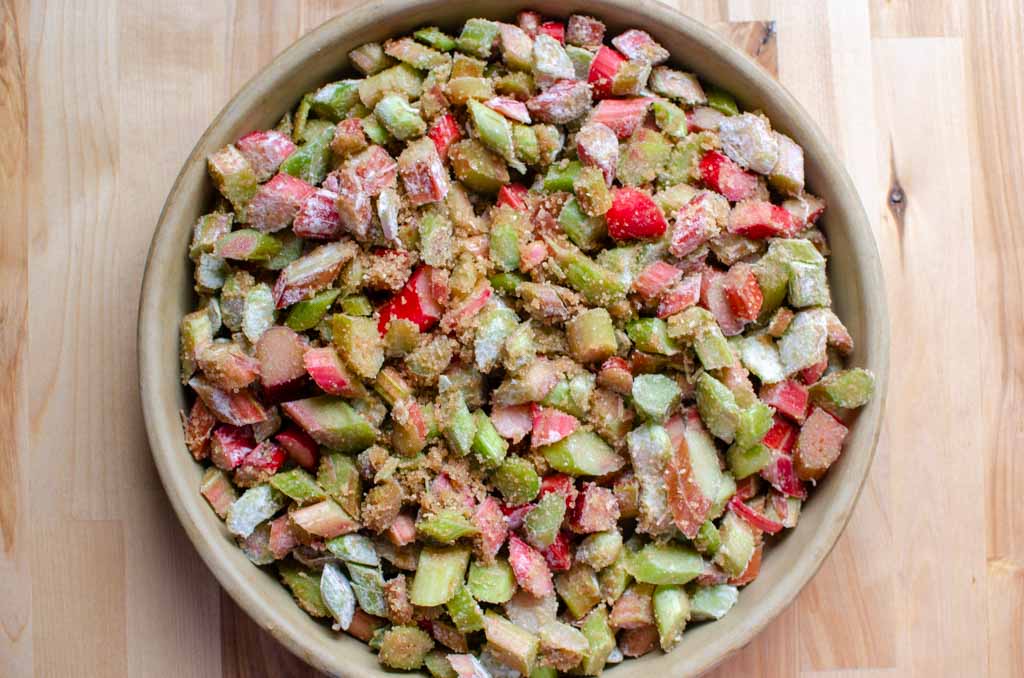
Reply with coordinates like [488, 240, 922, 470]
[516, 10, 542, 36]
[760, 380, 809, 423]
[596, 356, 633, 395]
[794, 407, 849, 481]
[538, 473, 578, 511]
[183, 398, 217, 461]
[762, 414, 797, 453]
[541, 531, 573, 572]
[474, 496, 509, 561]
[576, 121, 619, 185]
[686, 106, 725, 133]
[611, 29, 669, 65]
[606, 187, 668, 240]
[274, 424, 320, 471]
[700, 150, 759, 202]
[486, 97, 532, 123]
[377, 265, 445, 334]
[303, 346, 365, 398]
[588, 45, 627, 99]
[539, 21, 565, 43]
[633, 261, 682, 301]
[657, 271, 702, 318]
[526, 79, 593, 125]
[247, 173, 316, 233]
[387, 512, 417, 547]
[728, 199, 799, 238]
[801, 358, 828, 385]
[210, 424, 256, 470]
[729, 496, 783, 534]
[519, 240, 548, 272]
[491, 404, 534, 443]
[269, 515, 299, 559]
[530, 406, 580, 448]
[255, 325, 308, 403]
[497, 183, 529, 210]
[569, 483, 620, 533]
[440, 282, 492, 332]
[348, 145, 398, 197]
[293, 188, 342, 240]
[759, 448, 807, 498]
[508, 535, 555, 596]
[728, 543, 763, 586]
[701, 267, 746, 336]
[236, 129, 296, 181]
[589, 97, 652, 139]
[427, 112, 462, 160]
[500, 502, 533, 532]
[722, 263, 763, 322]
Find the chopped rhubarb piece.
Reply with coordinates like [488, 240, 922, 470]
[794, 407, 849, 481]
[596, 356, 633, 395]
[539, 21, 565, 44]
[210, 424, 256, 470]
[702, 267, 746, 336]
[303, 346, 366, 398]
[273, 240, 358, 308]
[274, 424, 320, 471]
[612, 29, 669, 65]
[657, 271, 702, 318]
[292, 188, 342, 240]
[729, 495, 783, 534]
[330, 117, 369, 158]
[183, 398, 217, 461]
[729, 543, 763, 586]
[516, 10, 541, 36]
[200, 468, 237, 518]
[508, 535, 555, 597]
[519, 240, 548, 272]
[347, 145, 398, 197]
[801, 357, 828, 385]
[538, 473, 579, 510]
[606, 187, 668, 240]
[576, 121, 619, 186]
[687, 106, 725, 132]
[783, 192, 827, 227]
[569, 483, 620, 534]
[762, 414, 797, 453]
[281, 396, 375, 453]
[541, 531, 573, 572]
[291, 499, 359, 539]
[634, 261, 682, 301]
[734, 475, 760, 501]
[760, 379, 809, 423]
[722, 262, 763, 322]
[235, 440, 287, 487]
[236, 129, 297, 182]
[485, 97, 531, 124]
[567, 14, 606, 49]
[387, 513, 418, 547]
[699, 150, 759, 202]
[347, 609, 385, 642]
[399, 137, 450, 206]
[587, 45, 627, 99]
[589, 98, 652, 139]
[189, 375, 269, 426]
[610, 584, 654, 629]
[497, 183, 529, 210]
[728, 199, 799, 238]
[619, 625, 659, 658]
[500, 502, 533, 532]
[427, 112, 462, 160]
[526, 79, 592, 125]
[670, 191, 727, 257]
[440, 282, 492, 332]
[255, 325, 308, 403]
[473, 496, 509, 562]
[268, 514, 299, 559]
[759, 448, 807, 498]
[328, 166, 372, 238]
[491, 404, 534, 443]
[378, 265, 445, 334]
[247, 173, 316, 233]
[530, 405, 580, 448]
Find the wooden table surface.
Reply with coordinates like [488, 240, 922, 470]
[2, 0, 1021, 675]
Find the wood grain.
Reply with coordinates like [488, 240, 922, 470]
[4, 1, 1022, 676]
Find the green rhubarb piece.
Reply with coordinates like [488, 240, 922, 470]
[534, 125, 564, 166]
[419, 208, 454, 268]
[189, 212, 233, 261]
[326, 533, 379, 567]
[279, 560, 329, 617]
[573, 165, 612, 217]
[447, 585, 486, 633]
[559, 197, 607, 251]
[417, 509, 480, 544]
[299, 118, 334, 145]
[390, 397, 428, 457]
[715, 510, 756, 576]
[502, 321, 536, 373]
[493, 457, 541, 505]
[475, 305, 519, 372]
[292, 94, 312, 141]
[541, 430, 624, 477]
[626, 542, 704, 586]
[578, 606, 615, 676]
[497, 72, 536, 101]
[414, 26, 456, 52]
[309, 80, 360, 121]
[484, 612, 539, 675]
[449, 139, 510, 195]
[472, 410, 509, 468]
[219, 271, 253, 331]
[349, 41, 392, 75]
[727, 442, 771, 479]
[317, 453, 362, 518]
[358, 63, 423, 108]
[385, 36, 450, 70]
[543, 160, 582, 192]
[543, 237, 628, 307]
[523, 491, 567, 550]
[384, 318, 421, 357]
[242, 282, 275, 343]
[567, 308, 617, 364]
[361, 115, 391, 145]
[468, 99, 519, 169]
[442, 391, 477, 457]
[320, 561, 356, 630]
[566, 44, 595, 80]
[653, 585, 690, 651]
[652, 100, 689, 139]
[626, 423, 673, 534]
[468, 558, 517, 604]
[736, 400, 774, 449]
[194, 252, 228, 293]
[456, 18, 499, 59]
[738, 333, 785, 384]
[410, 546, 472, 607]
[179, 310, 212, 380]
[264, 230, 302, 270]
[339, 294, 372, 317]
[788, 260, 831, 308]
[631, 373, 682, 423]
[226, 485, 285, 538]
[269, 469, 325, 505]
[778, 310, 828, 376]
[694, 520, 722, 555]
[541, 372, 595, 419]
[810, 368, 875, 411]
[575, 531, 623, 571]
[612, 60, 651, 96]
[379, 626, 435, 670]
[331, 314, 384, 379]
[696, 372, 741, 442]
[239, 522, 275, 565]
[627, 318, 680, 356]
[207, 145, 258, 221]
[689, 584, 739, 621]
[282, 397, 375, 453]
[374, 93, 426, 140]
[706, 86, 739, 116]
[424, 651, 457, 678]
[512, 123, 540, 166]
[617, 129, 671, 187]
[347, 562, 388, 616]
[555, 563, 602, 620]
[446, 76, 495, 105]
[709, 473, 737, 520]
[654, 182, 699, 216]
[756, 238, 825, 318]
[280, 123, 334, 185]
[374, 366, 413, 406]
[489, 208, 522, 272]
[599, 551, 631, 603]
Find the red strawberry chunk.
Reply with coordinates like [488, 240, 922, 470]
[701, 267, 746, 336]
[210, 425, 255, 471]
[473, 497, 509, 561]
[729, 496, 784, 534]
[607, 187, 668, 240]
[517, 10, 542, 36]
[519, 240, 549, 272]
[538, 473, 578, 511]
[497, 183, 529, 210]
[236, 129, 296, 181]
[440, 283, 492, 332]
[569, 483, 620, 533]
[303, 346, 365, 397]
[801, 358, 828, 385]
[274, 424, 320, 471]
[530, 406, 580, 448]
[700, 150, 759, 202]
[657, 271, 702, 318]
[427, 112, 462, 160]
[527, 79, 593, 125]
[760, 379, 809, 423]
[728, 199, 799, 238]
[485, 97, 532, 124]
[587, 45, 627, 99]
[722, 263, 763, 322]
[377, 265, 444, 334]
[541, 531, 573, 572]
[539, 21, 565, 44]
[762, 414, 797, 453]
[589, 97, 652, 139]
[293, 188, 342, 240]
[633, 261, 682, 301]
[759, 448, 807, 498]
[508, 535, 555, 596]
[491, 404, 534, 443]
[247, 173, 316, 233]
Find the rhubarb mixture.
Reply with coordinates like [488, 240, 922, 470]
[181, 11, 875, 676]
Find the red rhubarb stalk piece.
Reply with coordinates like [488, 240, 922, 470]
[189, 375, 268, 426]
[722, 263, 763, 322]
[500, 502, 533, 532]
[428, 112, 462, 160]
[699, 150, 759, 202]
[303, 346, 366, 398]
[539, 21, 565, 44]
[657, 271, 702, 318]
[728, 199, 799, 238]
[440, 283, 492, 332]
[387, 513, 417, 547]
[485, 97, 532, 124]
[606, 187, 668, 240]
[589, 97, 652, 139]
[210, 424, 256, 470]
[255, 325, 308, 403]
[760, 379, 809, 423]
[759, 448, 807, 499]
[247, 173, 315, 233]
[292, 188, 342, 240]
[274, 424, 320, 471]
[728, 543, 763, 586]
[183, 398, 217, 461]
[633, 260, 682, 301]
[236, 129, 297, 181]
[377, 265, 445, 334]
[497, 183, 530, 210]
[508, 535, 555, 596]
[587, 45, 627, 99]
[538, 473, 578, 510]
[492, 404, 534, 443]
[729, 496, 783, 534]
[541, 530, 573, 572]
[530, 405, 580, 448]
[569, 483, 620, 534]
[762, 414, 797, 453]
[517, 10, 542, 35]
[473, 496, 509, 561]
[801, 358, 828, 385]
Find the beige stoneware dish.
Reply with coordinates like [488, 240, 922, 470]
[138, 0, 890, 675]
